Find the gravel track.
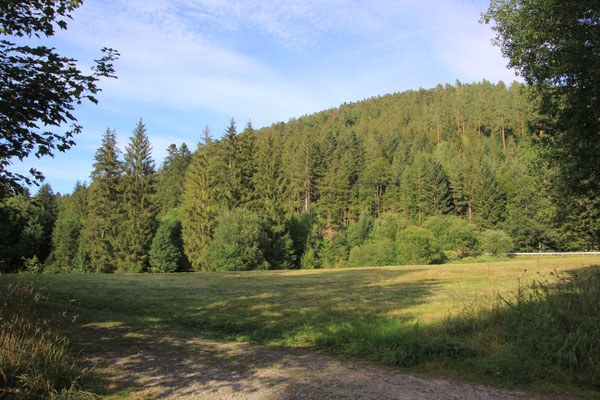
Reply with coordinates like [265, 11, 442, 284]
[82, 326, 568, 400]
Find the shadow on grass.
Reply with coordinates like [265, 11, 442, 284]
[31, 267, 439, 398]
[313, 266, 600, 395]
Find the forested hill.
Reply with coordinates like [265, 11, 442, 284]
[2, 80, 599, 273]
[250, 79, 533, 224]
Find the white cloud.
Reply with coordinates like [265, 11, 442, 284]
[54, 0, 518, 127]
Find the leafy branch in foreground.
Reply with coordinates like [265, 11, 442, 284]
[0, 0, 119, 192]
[482, 0, 600, 193]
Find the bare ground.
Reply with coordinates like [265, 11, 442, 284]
[79, 325, 569, 400]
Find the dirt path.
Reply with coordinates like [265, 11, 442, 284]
[78, 324, 569, 400]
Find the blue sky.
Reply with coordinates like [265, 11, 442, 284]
[12, 0, 520, 195]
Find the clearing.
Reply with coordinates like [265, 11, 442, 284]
[9, 255, 600, 398]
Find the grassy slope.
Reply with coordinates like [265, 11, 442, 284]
[2, 255, 598, 396]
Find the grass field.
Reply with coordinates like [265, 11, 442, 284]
[2, 255, 599, 397]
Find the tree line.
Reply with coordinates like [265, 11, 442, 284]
[1, 80, 599, 273]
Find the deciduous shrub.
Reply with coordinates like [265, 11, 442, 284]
[371, 213, 407, 242]
[348, 238, 397, 267]
[149, 209, 185, 273]
[479, 229, 514, 254]
[205, 208, 269, 271]
[424, 215, 479, 253]
[396, 226, 445, 265]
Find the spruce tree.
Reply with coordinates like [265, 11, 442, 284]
[157, 143, 192, 215]
[29, 184, 58, 263]
[49, 211, 81, 272]
[238, 120, 257, 206]
[286, 128, 319, 213]
[422, 157, 453, 216]
[49, 181, 88, 272]
[221, 118, 243, 208]
[119, 119, 157, 272]
[360, 157, 390, 217]
[253, 130, 285, 221]
[472, 159, 507, 228]
[181, 126, 220, 269]
[80, 128, 123, 273]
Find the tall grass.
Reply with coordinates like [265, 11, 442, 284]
[317, 266, 600, 391]
[475, 267, 600, 387]
[0, 277, 93, 399]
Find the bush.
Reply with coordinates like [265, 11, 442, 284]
[479, 229, 514, 254]
[22, 255, 43, 274]
[371, 213, 407, 242]
[349, 238, 397, 267]
[424, 215, 479, 253]
[205, 208, 269, 271]
[149, 209, 184, 273]
[396, 226, 445, 265]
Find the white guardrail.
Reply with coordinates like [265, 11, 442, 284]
[506, 252, 600, 256]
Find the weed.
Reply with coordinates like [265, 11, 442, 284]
[0, 277, 93, 399]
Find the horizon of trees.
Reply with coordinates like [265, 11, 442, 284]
[1, 80, 599, 274]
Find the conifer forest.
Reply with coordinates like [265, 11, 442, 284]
[2, 80, 599, 274]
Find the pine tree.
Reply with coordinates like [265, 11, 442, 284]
[80, 128, 123, 273]
[119, 119, 157, 272]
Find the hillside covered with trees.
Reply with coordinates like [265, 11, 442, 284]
[2, 80, 599, 273]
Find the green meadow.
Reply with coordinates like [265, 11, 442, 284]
[2, 255, 599, 397]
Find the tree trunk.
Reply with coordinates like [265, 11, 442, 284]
[502, 114, 506, 151]
[418, 173, 422, 226]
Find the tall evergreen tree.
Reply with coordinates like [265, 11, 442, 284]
[181, 126, 220, 270]
[28, 184, 58, 264]
[237, 120, 257, 206]
[80, 128, 122, 272]
[119, 119, 157, 272]
[472, 159, 507, 228]
[286, 128, 320, 213]
[157, 143, 192, 215]
[48, 181, 88, 272]
[253, 130, 285, 221]
[422, 157, 453, 216]
[220, 118, 243, 208]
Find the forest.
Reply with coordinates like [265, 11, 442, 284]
[1, 80, 599, 274]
